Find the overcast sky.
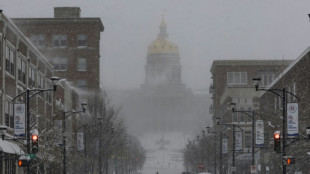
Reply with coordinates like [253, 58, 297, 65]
[2, 0, 310, 92]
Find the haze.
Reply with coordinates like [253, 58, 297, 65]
[2, 0, 310, 92]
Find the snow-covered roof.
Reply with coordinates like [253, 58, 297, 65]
[261, 46, 310, 96]
[0, 139, 24, 155]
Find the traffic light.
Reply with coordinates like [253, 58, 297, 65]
[18, 156, 30, 167]
[31, 134, 38, 153]
[283, 156, 295, 165]
[274, 131, 281, 152]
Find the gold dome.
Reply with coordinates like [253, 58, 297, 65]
[147, 39, 179, 55]
[147, 18, 179, 55]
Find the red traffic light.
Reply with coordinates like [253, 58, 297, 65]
[32, 135, 38, 141]
[274, 131, 281, 139]
[274, 133, 280, 139]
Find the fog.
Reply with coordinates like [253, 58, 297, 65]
[3, 0, 310, 91]
[2, 0, 310, 172]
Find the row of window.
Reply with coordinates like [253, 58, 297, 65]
[53, 57, 87, 71]
[30, 34, 87, 47]
[227, 71, 278, 87]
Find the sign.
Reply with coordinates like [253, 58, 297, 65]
[14, 104, 25, 137]
[197, 163, 205, 169]
[54, 120, 62, 146]
[235, 131, 242, 151]
[77, 132, 84, 151]
[250, 165, 257, 173]
[231, 166, 236, 172]
[287, 103, 299, 137]
[22, 154, 36, 159]
[222, 138, 228, 154]
[255, 120, 264, 146]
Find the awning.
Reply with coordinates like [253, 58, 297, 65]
[0, 139, 24, 155]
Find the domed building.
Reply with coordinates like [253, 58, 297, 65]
[111, 18, 208, 135]
[144, 18, 181, 86]
[109, 19, 210, 172]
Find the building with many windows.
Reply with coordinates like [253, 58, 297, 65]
[12, 7, 104, 91]
[209, 60, 292, 173]
[0, 11, 59, 173]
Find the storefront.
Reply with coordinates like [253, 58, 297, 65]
[0, 139, 24, 174]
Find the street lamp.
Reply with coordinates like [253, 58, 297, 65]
[206, 126, 224, 174]
[12, 76, 59, 174]
[63, 102, 87, 174]
[253, 77, 300, 174]
[229, 102, 256, 169]
[216, 116, 244, 174]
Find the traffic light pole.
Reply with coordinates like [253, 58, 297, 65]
[26, 90, 30, 174]
[253, 78, 300, 174]
[282, 89, 287, 174]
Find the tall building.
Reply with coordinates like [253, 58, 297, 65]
[12, 7, 104, 91]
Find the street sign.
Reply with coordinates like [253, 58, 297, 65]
[250, 165, 256, 174]
[22, 154, 36, 159]
[231, 166, 236, 172]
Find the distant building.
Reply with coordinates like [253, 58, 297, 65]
[12, 7, 104, 91]
[110, 19, 208, 135]
[109, 18, 210, 172]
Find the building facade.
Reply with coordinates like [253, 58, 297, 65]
[259, 47, 310, 173]
[210, 60, 292, 173]
[12, 7, 104, 91]
[0, 11, 57, 174]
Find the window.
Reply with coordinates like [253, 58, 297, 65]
[232, 112, 238, 122]
[244, 131, 252, 147]
[53, 57, 67, 71]
[5, 45, 15, 76]
[227, 72, 247, 85]
[5, 101, 13, 128]
[37, 74, 44, 97]
[77, 80, 87, 89]
[18, 57, 26, 84]
[77, 34, 87, 47]
[28, 66, 36, 87]
[77, 58, 87, 71]
[53, 34, 67, 47]
[239, 113, 245, 123]
[30, 34, 45, 47]
[257, 72, 277, 87]
[46, 80, 52, 103]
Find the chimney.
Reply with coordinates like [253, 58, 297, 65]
[54, 7, 81, 18]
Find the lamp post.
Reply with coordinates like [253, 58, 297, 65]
[63, 102, 87, 174]
[229, 103, 255, 169]
[253, 78, 300, 174]
[206, 126, 223, 174]
[216, 116, 244, 174]
[11, 76, 59, 174]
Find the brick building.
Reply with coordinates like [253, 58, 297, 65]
[259, 47, 310, 173]
[12, 7, 104, 91]
[0, 11, 60, 173]
[210, 60, 292, 173]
